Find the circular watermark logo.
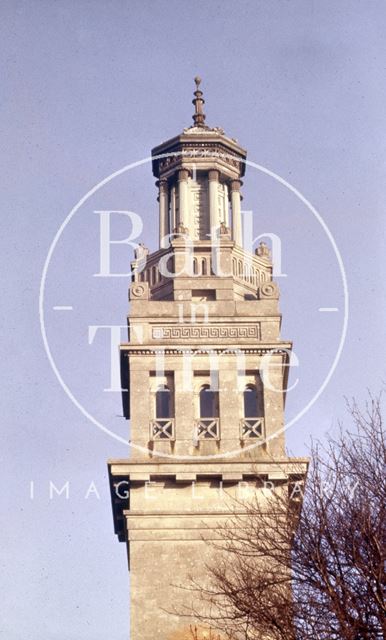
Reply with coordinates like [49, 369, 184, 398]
[39, 152, 348, 460]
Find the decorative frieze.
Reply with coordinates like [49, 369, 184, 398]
[122, 346, 290, 356]
[157, 145, 243, 174]
[151, 324, 260, 340]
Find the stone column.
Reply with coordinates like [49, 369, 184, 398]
[158, 179, 169, 248]
[209, 169, 220, 240]
[178, 169, 189, 232]
[230, 179, 242, 247]
[170, 184, 177, 233]
[223, 183, 230, 228]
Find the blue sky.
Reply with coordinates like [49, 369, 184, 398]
[1, 1, 386, 638]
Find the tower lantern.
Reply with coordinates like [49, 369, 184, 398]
[151, 79, 246, 247]
[108, 78, 307, 640]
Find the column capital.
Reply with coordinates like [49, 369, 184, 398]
[157, 178, 169, 193]
[230, 179, 243, 192]
[178, 169, 189, 181]
[208, 169, 220, 182]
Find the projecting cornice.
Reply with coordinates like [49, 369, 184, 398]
[119, 343, 293, 356]
[151, 134, 247, 180]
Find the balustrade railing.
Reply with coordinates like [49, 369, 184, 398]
[150, 418, 263, 442]
[150, 419, 175, 440]
[240, 417, 264, 439]
[193, 418, 220, 442]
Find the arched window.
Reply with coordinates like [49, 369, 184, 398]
[193, 258, 198, 275]
[156, 385, 171, 419]
[201, 258, 207, 275]
[243, 383, 264, 418]
[199, 385, 219, 418]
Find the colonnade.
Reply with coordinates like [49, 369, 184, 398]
[157, 170, 243, 247]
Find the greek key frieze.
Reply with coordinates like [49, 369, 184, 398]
[152, 324, 260, 340]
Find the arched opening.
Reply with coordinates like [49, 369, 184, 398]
[199, 384, 219, 418]
[201, 258, 207, 275]
[193, 258, 198, 275]
[243, 383, 264, 418]
[155, 385, 172, 419]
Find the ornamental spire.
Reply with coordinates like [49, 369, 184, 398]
[192, 76, 206, 127]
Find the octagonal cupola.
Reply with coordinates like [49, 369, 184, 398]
[151, 77, 247, 247]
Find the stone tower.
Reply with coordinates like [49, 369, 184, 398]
[108, 78, 306, 640]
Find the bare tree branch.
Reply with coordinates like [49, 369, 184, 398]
[186, 393, 386, 640]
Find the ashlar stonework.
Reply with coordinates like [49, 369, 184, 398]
[108, 78, 307, 640]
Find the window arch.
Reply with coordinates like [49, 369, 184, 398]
[155, 385, 172, 419]
[243, 382, 264, 418]
[199, 385, 219, 418]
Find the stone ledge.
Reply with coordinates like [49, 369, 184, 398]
[109, 458, 308, 479]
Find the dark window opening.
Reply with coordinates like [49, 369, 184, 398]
[156, 385, 172, 419]
[243, 383, 264, 418]
[199, 384, 219, 418]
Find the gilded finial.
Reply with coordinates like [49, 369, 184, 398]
[192, 76, 206, 127]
